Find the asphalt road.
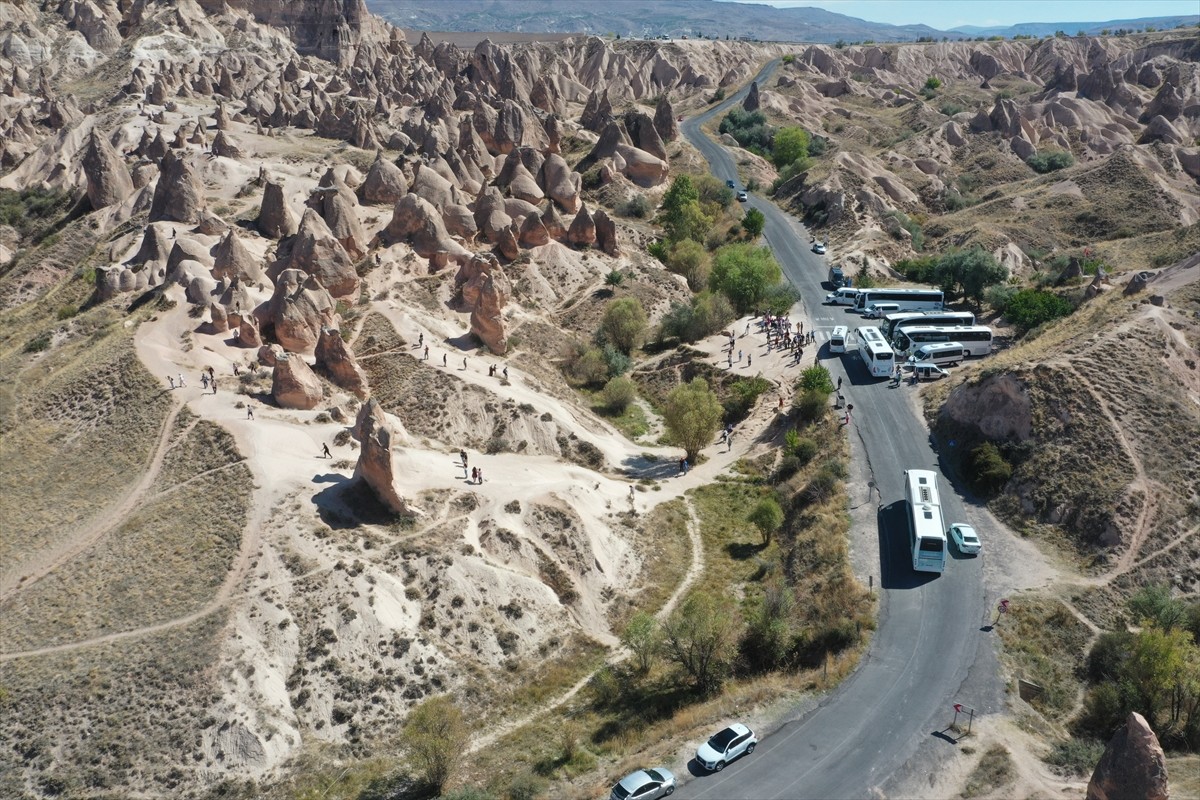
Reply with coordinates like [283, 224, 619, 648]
[677, 63, 1000, 799]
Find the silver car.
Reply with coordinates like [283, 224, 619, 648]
[610, 767, 676, 800]
[949, 523, 981, 555]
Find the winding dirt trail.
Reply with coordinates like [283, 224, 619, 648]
[0, 397, 191, 604]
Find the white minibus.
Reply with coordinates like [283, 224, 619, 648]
[829, 325, 848, 353]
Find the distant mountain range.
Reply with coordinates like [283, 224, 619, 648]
[949, 15, 1199, 38]
[365, 0, 1197, 44]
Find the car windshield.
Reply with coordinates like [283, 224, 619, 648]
[613, 776, 641, 799]
[645, 769, 665, 781]
[708, 728, 738, 750]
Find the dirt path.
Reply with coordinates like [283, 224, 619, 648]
[0, 397, 190, 603]
[468, 497, 704, 754]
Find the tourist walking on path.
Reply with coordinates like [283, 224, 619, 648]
[168, 375, 175, 389]
[246, 405, 254, 419]
[322, 443, 332, 458]
[178, 373, 186, 387]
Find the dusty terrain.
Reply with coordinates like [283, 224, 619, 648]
[1, 1, 1198, 798]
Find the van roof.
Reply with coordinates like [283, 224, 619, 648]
[918, 342, 964, 351]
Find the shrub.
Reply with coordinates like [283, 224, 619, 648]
[940, 103, 964, 116]
[943, 190, 969, 211]
[1027, 149, 1074, 173]
[799, 365, 835, 395]
[790, 435, 818, 465]
[1086, 631, 1134, 683]
[743, 207, 765, 237]
[774, 455, 802, 482]
[401, 696, 470, 794]
[924, 76, 942, 90]
[724, 376, 772, 422]
[23, 333, 51, 353]
[761, 283, 800, 315]
[1045, 739, 1106, 777]
[565, 344, 610, 387]
[647, 239, 670, 263]
[1004, 289, 1073, 333]
[793, 389, 828, 424]
[666, 238, 711, 291]
[748, 497, 785, 544]
[967, 442, 1012, 495]
[984, 283, 1018, 313]
[605, 270, 624, 286]
[658, 291, 735, 343]
[619, 195, 652, 218]
[600, 297, 648, 354]
[601, 344, 631, 378]
[600, 376, 637, 413]
[719, 108, 772, 150]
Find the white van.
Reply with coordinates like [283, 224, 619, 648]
[908, 341, 965, 367]
[824, 287, 861, 306]
[864, 302, 900, 319]
[829, 325, 848, 353]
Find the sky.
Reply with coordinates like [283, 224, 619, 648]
[721, 0, 1200, 29]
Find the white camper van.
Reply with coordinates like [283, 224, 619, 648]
[907, 341, 965, 367]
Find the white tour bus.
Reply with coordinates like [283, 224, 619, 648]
[905, 469, 947, 573]
[895, 325, 993, 357]
[852, 288, 944, 313]
[829, 325, 848, 353]
[884, 311, 976, 341]
[855, 326, 895, 378]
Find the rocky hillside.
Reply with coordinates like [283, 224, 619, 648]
[737, 33, 1200, 276]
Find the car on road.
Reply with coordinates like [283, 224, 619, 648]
[611, 768, 676, 800]
[948, 523, 981, 555]
[696, 723, 757, 772]
[812, 242, 827, 255]
[726, 179, 736, 189]
[737, 190, 748, 202]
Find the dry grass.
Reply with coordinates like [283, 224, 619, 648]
[995, 596, 1092, 716]
[0, 323, 172, 579]
[961, 744, 1016, 798]
[608, 498, 692, 631]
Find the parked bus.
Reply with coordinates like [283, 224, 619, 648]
[852, 288, 944, 313]
[883, 311, 976, 341]
[829, 325, 848, 353]
[905, 469, 947, 574]
[855, 326, 895, 378]
[895, 325, 993, 357]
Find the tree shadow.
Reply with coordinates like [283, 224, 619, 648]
[312, 477, 407, 530]
[621, 453, 681, 480]
[726, 540, 766, 560]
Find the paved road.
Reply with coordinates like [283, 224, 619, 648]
[677, 63, 1001, 798]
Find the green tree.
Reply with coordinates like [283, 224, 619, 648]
[659, 291, 735, 343]
[799, 365, 835, 395]
[601, 297, 648, 354]
[1004, 288, 1074, 333]
[660, 175, 712, 243]
[924, 76, 942, 90]
[1129, 584, 1189, 631]
[621, 611, 660, 673]
[661, 591, 739, 693]
[772, 126, 811, 169]
[1122, 626, 1196, 730]
[708, 243, 783, 313]
[402, 695, 470, 794]
[743, 579, 795, 670]
[667, 238, 712, 291]
[748, 497, 784, 545]
[967, 442, 1012, 495]
[936, 248, 1007, 307]
[663, 378, 723, 461]
[743, 207, 765, 237]
[600, 376, 637, 413]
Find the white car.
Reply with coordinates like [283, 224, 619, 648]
[949, 523, 981, 555]
[610, 768, 676, 800]
[696, 723, 757, 772]
[812, 242, 827, 255]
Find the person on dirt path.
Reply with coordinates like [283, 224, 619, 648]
[322, 443, 332, 458]
[477, 468, 484, 483]
[727, 353, 732, 368]
[461, 450, 468, 471]
[418, 332, 424, 347]
[503, 366, 509, 380]
[211, 378, 218, 394]
[233, 364, 241, 376]
[747, 354, 752, 367]
[246, 405, 254, 420]
[423, 346, 429, 361]
[178, 373, 186, 387]
[837, 376, 843, 390]
[208, 366, 215, 380]
[678, 457, 686, 476]
[442, 353, 447, 367]
[201, 373, 210, 390]
[168, 375, 175, 389]
[463, 357, 467, 370]
[471, 466, 478, 483]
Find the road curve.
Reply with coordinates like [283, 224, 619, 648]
[678, 62, 1001, 798]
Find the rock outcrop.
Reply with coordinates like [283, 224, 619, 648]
[352, 398, 414, 516]
[358, 152, 408, 205]
[82, 130, 133, 210]
[272, 208, 358, 298]
[594, 209, 619, 256]
[380, 194, 471, 263]
[271, 352, 324, 410]
[255, 268, 337, 352]
[457, 254, 510, 354]
[212, 228, 266, 285]
[567, 205, 597, 247]
[314, 326, 368, 399]
[257, 179, 298, 239]
[1086, 712, 1169, 800]
[148, 150, 205, 223]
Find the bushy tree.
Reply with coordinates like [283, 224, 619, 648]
[621, 611, 660, 673]
[667, 238, 712, 291]
[772, 127, 811, 169]
[601, 297, 648, 354]
[742, 579, 795, 670]
[661, 592, 739, 693]
[799, 365, 835, 395]
[743, 207, 765, 237]
[600, 376, 637, 412]
[659, 291, 735, 343]
[663, 378, 723, 461]
[762, 283, 800, 315]
[792, 389, 828, 424]
[967, 442, 1012, 495]
[1027, 149, 1074, 173]
[748, 497, 784, 545]
[660, 175, 712, 243]
[1004, 288, 1074, 332]
[402, 695, 470, 794]
[1129, 584, 1189, 631]
[708, 243, 783, 313]
[937, 248, 1008, 306]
